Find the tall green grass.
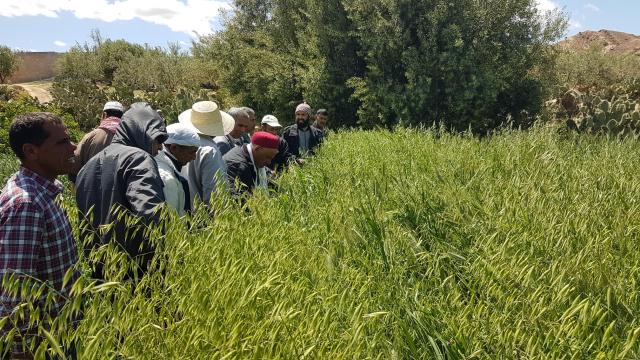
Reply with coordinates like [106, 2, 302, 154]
[2, 128, 640, 358]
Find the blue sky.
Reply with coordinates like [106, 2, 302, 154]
[0, 0, 637, 52]
[555, 0, 640, 38]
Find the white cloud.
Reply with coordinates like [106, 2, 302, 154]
[569, 20, 583, 29]
[535, 0, 559, 13]
[0, 0, 232, 36]
[53, 40, 66, 47]
[585, 3, 600, 12]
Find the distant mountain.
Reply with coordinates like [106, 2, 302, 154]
[558, 30, 640, 55]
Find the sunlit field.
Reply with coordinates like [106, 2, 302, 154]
[2, 128, 640, 358]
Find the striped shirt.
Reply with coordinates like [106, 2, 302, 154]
[0, 167, 79, 335]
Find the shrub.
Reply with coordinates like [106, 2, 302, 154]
[0, 45, 20, 84]
[53, 33, 225, 131]
[0, 88, 81, 154]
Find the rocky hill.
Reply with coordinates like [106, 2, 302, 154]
[558, 30, 640, 55]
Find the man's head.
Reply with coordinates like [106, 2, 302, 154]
[260, 115, 282, 135]
[102, 101, 124, 119]
[242, 107, 256, 135]
[163, 123, 200, 166]
[251, 131, 280, 167]
[295, 103, 312, 128]
[9, 112, 77, 180]
[114, 102, 167, 156]
[315, 109, 328, 129]
[228, 107, 251, 139]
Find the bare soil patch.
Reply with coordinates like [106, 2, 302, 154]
[14, 80, 53, 103]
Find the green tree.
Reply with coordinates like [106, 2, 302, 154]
[0, 45, 20, 84]
[344, 0, 567, 132]
[53, 32, 224, 130]
[199, 0, 566, 132]
[193, 0, 305, 123]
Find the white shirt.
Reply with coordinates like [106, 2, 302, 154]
[247, 144, 268, 190]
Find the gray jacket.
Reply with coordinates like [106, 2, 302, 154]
[182, 134, 228, 206]
[75, 102, 167, 279]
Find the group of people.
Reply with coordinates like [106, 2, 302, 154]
[0, 100, 328, 357]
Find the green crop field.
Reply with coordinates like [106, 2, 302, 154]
[2, 128, 640, 358]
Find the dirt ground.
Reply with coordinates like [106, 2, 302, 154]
[14, 80, 53, 103]
[558, 29, 640, 55]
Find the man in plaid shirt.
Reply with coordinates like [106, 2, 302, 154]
[0, 112, 79, 358]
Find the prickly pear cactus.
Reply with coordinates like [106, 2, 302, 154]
[550, 80, 640, 138]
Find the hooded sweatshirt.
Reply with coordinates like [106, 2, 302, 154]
[75, 102, 167, 279]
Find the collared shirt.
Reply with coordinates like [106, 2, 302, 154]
[246, 144, 267, 190]
[161, 149, 191, 214]
[0, 167, 79, 324]
[298, 128, 311, 153]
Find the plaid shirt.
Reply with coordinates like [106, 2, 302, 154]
[0, 167, 79, 336]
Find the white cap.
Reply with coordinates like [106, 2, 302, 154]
[164, 123, 201, 147]
[261, 115, 282, 128]
[103, 101, 124, 113]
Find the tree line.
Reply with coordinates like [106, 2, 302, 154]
[3, 0, 568, 134]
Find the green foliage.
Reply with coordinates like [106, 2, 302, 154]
[3, 128, 640, 357]
[555, 46, 640, 91]
[196, 0, 566, 132]
[53, 32, 224, 131]
[547, 80, 640, 138]
[0, 86, 81, 154]
[344, 0, 566, 131]
[0, 45, 20, 84]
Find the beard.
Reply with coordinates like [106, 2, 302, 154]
[297, 118, 310, 128]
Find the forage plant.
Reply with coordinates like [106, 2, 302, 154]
[1, 127, 640, 358]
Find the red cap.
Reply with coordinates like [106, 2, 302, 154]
[251, 131, 280, 149]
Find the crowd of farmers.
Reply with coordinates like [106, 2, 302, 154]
[0, 100, 329, 358]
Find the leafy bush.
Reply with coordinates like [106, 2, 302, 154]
[53, 33, 225, 131]
[1, 86, 81, 154]
[555, 46, 640, 92]
[0, 45, 20, 84]
[196, 0, 566, 132]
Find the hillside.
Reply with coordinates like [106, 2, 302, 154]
[558, 29, 640, 55]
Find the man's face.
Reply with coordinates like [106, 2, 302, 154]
[248, 113, 257, 134]
[253, 146, 279, 167]
[168, 144, 198, 166]
[24, 121, 76, 179]
[261, 124, 280, 136]
[231, 114, 251, 138]
[295, 111, 310, 127]
[315, 114, 328, 128]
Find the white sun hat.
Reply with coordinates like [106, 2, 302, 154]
[164, 123, 201, 147]
[178, 101, 235, 137]
[261, 114, 282, 128]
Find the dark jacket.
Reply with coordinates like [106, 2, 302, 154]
[75, 102, 167, 279]
[269, 136, 292, 171]
[282, 123, 324, 158]
[213, 134, 248, 156]
[223, 144, 257, 197]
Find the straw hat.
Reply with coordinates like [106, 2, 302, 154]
[178, 101, 235, 137]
